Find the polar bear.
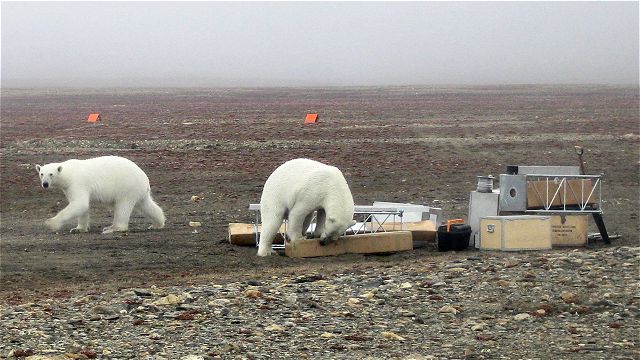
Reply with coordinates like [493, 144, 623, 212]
[36, 156, 165, 234]
[257, 158, 356, 257]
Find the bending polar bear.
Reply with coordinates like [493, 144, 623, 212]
[36, 156, 165, 234]
[257, 158, 356, 257]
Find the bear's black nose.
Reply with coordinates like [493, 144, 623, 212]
[43, 182, 49, 188]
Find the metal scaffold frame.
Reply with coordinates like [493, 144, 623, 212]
[523, 174, 603, 214]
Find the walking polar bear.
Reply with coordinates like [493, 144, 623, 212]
[36, 156, 165, 234]
[257, 158, 356, 257]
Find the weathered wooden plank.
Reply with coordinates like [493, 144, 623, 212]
[284, 231, 413, 258]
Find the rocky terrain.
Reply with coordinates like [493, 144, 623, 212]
[1, 246, 638, 359]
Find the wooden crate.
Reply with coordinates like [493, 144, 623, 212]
[551, 215, 588, 247]
[480, 216, 551, 251]
[285, 231, 413, 258]
[228, 223, 285, 246]
[527, 179, 597, 209]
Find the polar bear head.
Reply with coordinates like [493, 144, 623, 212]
[321, 218, 357, 243]
[35, 163, 63, 189]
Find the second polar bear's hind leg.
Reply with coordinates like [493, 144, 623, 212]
[138, 193, 165, 230]
[104, 201, 135, 233]
[257, 215, 282, 257]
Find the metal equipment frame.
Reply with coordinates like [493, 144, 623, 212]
[523, 174, 602, 213]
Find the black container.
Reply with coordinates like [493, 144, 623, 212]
[437, 224, 471, 252]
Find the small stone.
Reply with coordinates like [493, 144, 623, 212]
[438, 305, 458, 314]
[320, 332, 335, 338]
[294, 274, 324, 283]
[190, 195, 202, 202]
[246, 280, 263, 286]
[347, 298, 361, 305]
[504, 259, 520, 268]
[447, 267, 466, 273]
[154, 294, 180, 306]
[471, 324, 484, 331]
[181, 355, 204, 360]
[189, 221, 202, 227]
[382, 331, 406, 341]
[514, 313, 531, 321]
[561, 291, 580, 304]
[245, 289, 263, 299]
[360, 292, 375, 299]
[9, 349, 35, 357]
[265, 324, 285, 332]
[67, 318, 83, 325]
[535, 309, 546, 316]
[209, 299, 231, 307]
[400, 282, 413, 288]
[91, 305, 117, 315]
[133, 289, 153, 297]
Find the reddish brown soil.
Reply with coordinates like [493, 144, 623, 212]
[1, 85, 638, 298]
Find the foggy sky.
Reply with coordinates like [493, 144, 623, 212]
[1, 1, 638, 87]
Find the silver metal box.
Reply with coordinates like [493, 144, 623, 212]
[468, 190, 500, 248]
[499, 174, 527, 212]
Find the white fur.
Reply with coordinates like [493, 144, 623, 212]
[36, 156, 165, 234]
[257, 158, 355, 256]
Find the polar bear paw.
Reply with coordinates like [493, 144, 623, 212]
[257, 248, 278, 257]
[45, 218, 61, 232]
[70, 226, 89, 233]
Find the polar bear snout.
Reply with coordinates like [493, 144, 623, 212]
[42, 181, 49, 189]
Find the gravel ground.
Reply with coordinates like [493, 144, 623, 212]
[2, 246, 638, 360]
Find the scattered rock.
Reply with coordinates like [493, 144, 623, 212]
[438, 305, 458, 314]
[382, 331, 406, 341]
[133, 289, 153, 297]
[561, 291, 580, 304]
[0, 247, 636, 358]
[264, 324, 285, 332]
[154, 294, 180, 306]
[244, 289, 263, 298]
[293, 274, 324, 283]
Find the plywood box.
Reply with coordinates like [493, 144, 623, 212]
[550, 215, 588, 247]
[285, 231, 413, 258]
[527, 179, 598, 209]
[228, 223, 285, 246]
[480, 216, 551, 251]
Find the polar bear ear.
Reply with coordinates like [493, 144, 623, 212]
[57, 166, 63, 173]
[35, 164, 41, 172]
